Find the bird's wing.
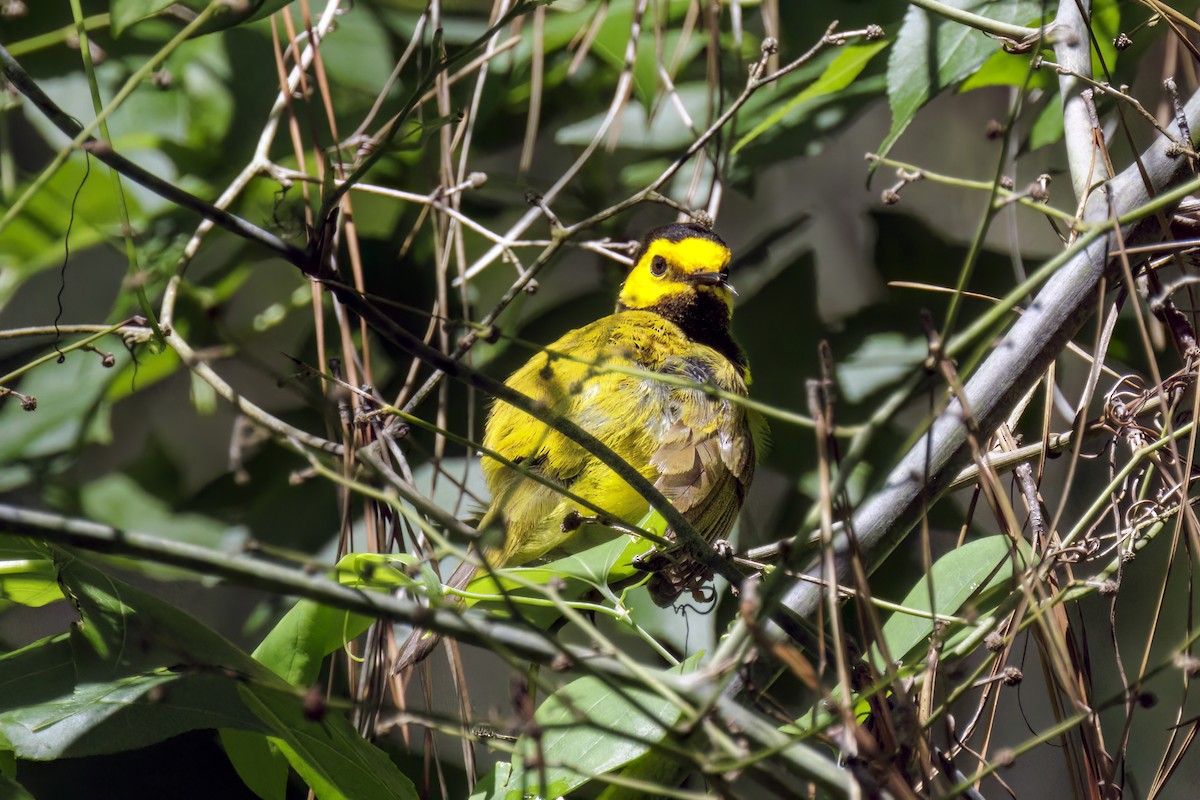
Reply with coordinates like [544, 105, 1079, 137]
[480, 316, 647, 564]
[649, 353, 755, 542]
[642, 352, 755, 606]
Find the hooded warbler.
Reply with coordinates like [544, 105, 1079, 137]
[396, 221, 759, 669]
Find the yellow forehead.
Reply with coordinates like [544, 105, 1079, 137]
[640, 238, 730, 275]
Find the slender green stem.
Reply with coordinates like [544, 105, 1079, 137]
[0, 322, 128, 386]
[908, 0, 1043, 41]
[67, 0, 160, 335]
[0, 94, 12, 200]
[948, 170, 1200, 362]
[6, 14, 111, 57]
[0, 502, 622, 676]
[868, 154, 1081, 224]
[0, 323, 152, 341]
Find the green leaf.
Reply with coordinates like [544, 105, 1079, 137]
[110, 0, 296, 36]
[251, 596, 372, 686]
[876, 535, 1028, 668]
[0, 558, 64, 609]
[0, 554, 281, 761]
[0, 632, 273, 760]
[837, 333, 927, 403]
[878, 0, 1044, 165]
[734, 41, 890, 155]
[0, 159, 123, 290]
[110, 0, 175, 36]
[105, 348, 181, 402]
[252, 552, 416, 687]
[555, 84, 707, 151]
[239, 684, 418, 800]
[219, 729, 288, 800]
[470, 532, 654, 600]
[1090, 0, 1121, 78]
[462, 511, 662, 629]
[1028, 93, 1065, 151]
[484, 653, 703, 799]
[79, 473, 245, 551]
[0, 550, 414, 800]
[958, 47, 1051, 92]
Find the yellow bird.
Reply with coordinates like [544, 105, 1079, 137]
[397, 222, 760, 668]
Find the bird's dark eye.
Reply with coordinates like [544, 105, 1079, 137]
[650, 255, 668, 277]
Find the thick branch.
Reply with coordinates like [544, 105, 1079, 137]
[773, 90, 1200, 624]
[1055, 0, 1108, 200]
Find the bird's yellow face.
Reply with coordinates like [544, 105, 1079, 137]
[617, 228, 734, 315]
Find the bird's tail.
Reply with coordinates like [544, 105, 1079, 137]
[392, 558, 478, 673]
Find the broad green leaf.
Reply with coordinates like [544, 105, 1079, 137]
[1090, 0, 1121, 78]
[309, 6, 396, 99]
[463, 509, 665, 618]
[878, 1, 1044, 165]
[468, 763, 513, 800]
[837, 333, 927, 403]
[110, 0, 175, 36]
[483, 653, 703, 800]
[958, 47, 1051, 92]
[734, 41, 890, 155]
[105, 348, 181, 402]
[1028, 93, 1065, 151]
[1, 554, 277, 762]
[110, 0, 294, 36]
[587, 0, 698, 110]
[960, 0, 1113, 93]
[0, 559, 64, 609]
[0, 631, 273, 760]
[79, 473, 245, 551]
[252, 553, 417, 686]
[876, 535, 1028, 669]
[786, 537, 1028, 737]
[219, 729, 288, 800]
[555, 84, 708, 151]
[0, 550, 414, 800]
[239, 684, 418, 800]
[0, 158, 123, 293]
[58, 551, 273, 679]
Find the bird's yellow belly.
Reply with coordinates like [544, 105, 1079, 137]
[488, 376, 667, 565]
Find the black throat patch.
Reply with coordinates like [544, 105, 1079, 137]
[626, 290, 747, 372]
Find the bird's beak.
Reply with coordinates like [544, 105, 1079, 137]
[690, 271, 737, 296]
